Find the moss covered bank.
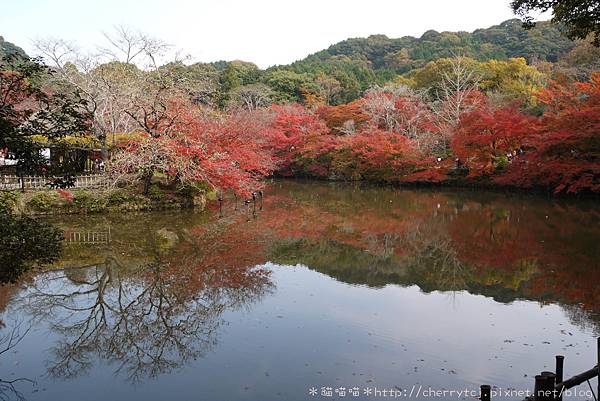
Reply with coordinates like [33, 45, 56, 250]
[0, 184, 209, 215]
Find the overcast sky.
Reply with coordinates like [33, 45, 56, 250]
[1, 0, 542, 68]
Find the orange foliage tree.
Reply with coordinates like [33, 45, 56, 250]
[330, 130, 421, 181]
[452, 102, 537, 177]
[317, 99, 369, 135]
[110, 99, 275, 196]
[496, 73, 600, 193]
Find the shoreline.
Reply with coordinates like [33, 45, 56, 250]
[1, 176, 597, 217]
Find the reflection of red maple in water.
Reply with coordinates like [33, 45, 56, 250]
[449, 200, 595, 269]
[150, 217, 273, 300]
[2, 183, 598, 317]
[238, 187, 441, 258]
[447, 197, 600, 310]
[199, 184, 600, 312]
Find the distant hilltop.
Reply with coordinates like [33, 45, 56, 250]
[0, 35, 28, 60]
[0, 19, 582, 106]
[288, 19, 573, 73]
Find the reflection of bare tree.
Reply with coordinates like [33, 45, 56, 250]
[0, 320, 35, 401]
[399, 224, 469, 293]
[366, 233, 399, 258]
[561, 304, 600, 337]
[21, 257, 273, 383]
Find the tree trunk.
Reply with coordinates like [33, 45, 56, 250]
[143, 168, 154, 195]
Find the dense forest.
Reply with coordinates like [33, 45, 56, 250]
[196, 19, 593, 106]
[0, 36, 27, 60]
[1, 19, 591, 107]
[1, 18, 599, 197]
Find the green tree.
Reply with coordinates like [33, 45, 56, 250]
[264, 70, 311, 103]
[219, 61, 262, 106]
[511, 0, 600, 45]
[0, 57, 90, 182]
[0, 36, 28, 62]
[479, 57, 546, 104]
[0, 212, 63, 283]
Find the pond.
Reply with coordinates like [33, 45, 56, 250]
[1, 180, 599, 401]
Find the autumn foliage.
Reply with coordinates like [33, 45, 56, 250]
[260, 74, 599, 194]
[317, 100, 369, 134]
[452, 102, 537, 177]
[496, 74, 600, 193]
[110, 99, 275, 196]
[261, 104, 333, 177]
[109, 73, 600, 196]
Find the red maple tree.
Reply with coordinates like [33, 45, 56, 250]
[496, 73, 600, 193]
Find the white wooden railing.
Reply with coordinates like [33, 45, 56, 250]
[0, 174, 109, 191]
[64, 230, 111, 244]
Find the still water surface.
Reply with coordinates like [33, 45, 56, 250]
[1, 180, 599, 401]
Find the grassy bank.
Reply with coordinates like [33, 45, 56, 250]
[0, 184, 209, 215]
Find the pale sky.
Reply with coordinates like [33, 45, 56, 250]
[1, 0, 541, 68]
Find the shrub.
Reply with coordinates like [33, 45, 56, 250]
[72, 189, 107, 213]
[147, 184, 165, 201]
[107, 189, 131, 205]
[0, 191, 21, 213]
[26, 191, 63, 213]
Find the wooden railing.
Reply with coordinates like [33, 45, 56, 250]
[64, 230, 111, 245]
[0, 174, 109, 191]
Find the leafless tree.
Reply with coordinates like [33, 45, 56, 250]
[362, 85, 445, 153]
[35, 37, 138, 152]
[315, 74, 342, 105]
[362, 85, 403, 132]
[430, 57, 481, 139]
[228, 83, 273, 111]
[33, 27, 212, 154]
[19, 247, 273, 383]
[337, 119, 358, 135]
[98, 26, 167, 65]
[0, 320, 35, 401]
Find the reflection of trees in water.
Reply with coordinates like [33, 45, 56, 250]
[0, 320, 34, 401]
[0, 211, 63, 400]
[397, 223, 468, 294]
[268, 184, 600, 333]
[20, 256, 273, 383]
[365, 233, 399, 258]
[0, 213, 62, 284]
[271, 223, 469, 295]
[561, 304, 600, 337]
[3, 181, 598, 386]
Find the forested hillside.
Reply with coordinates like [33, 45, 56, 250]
[266, 19, 576, 103]
[0, 19, 582, 106]
[0, 36, 28, 61]
[1, 16, 598, 202]
[296, 19, 572, 72]
[202, 18, 579, 105]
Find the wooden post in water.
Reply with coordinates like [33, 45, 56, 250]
[555, 355, 564, 401]
[534, 375, 543, 401]
[542, 372, 556, 401]
[534, 373, 555, 401]
[480, 384, 491, 401]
